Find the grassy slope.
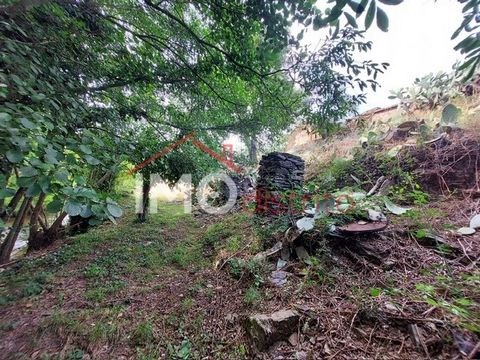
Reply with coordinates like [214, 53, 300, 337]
[1, 96, 480, 359]
[1, 199, 479, 359]
[0, 202, 258, 359]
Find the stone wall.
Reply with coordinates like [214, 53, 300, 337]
[256, 152, 305, 215]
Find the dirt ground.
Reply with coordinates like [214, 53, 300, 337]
[0, 197, 479, 359]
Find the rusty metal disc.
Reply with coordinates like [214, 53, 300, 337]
[339, 221, 388, 234]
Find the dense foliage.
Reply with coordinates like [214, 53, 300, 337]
[2, 0, 473, 263]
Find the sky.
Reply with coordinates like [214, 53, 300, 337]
[225, 0, 465, 150]
[304, 0, 465, 111]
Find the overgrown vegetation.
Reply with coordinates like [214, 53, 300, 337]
[1, 1, 479, 359]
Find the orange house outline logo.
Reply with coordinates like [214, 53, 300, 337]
[128, 132, 242, 175]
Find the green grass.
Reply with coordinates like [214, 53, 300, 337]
[202, 213, 250, 250]
[243, 286, 261, 305]
[0, 203, 198, 305]
[131, 319, 155, 345]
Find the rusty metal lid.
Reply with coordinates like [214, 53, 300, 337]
[339, 221, 388, 234]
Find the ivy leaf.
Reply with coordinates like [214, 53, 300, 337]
[6, 149, 23, 163]
[365, 0, 376, 29]
[79, 144, 92, 154]
[26, 183, 42, 197]
[88, 217, 102, 226]
[45, 147, 61, 165]
[46, 197, 64, 212]
[0, 112, 12, 123]
[20, 117, 36, 129]
[0, 188, 15, 199]
[91, 204, 104, 217]
[344, 12, 358, 28]
[64, 199, 82, 216]
[80, 205, 93, 218]
[92, 137, 105, 147]
[348, 0, 368, 15]
[312, 14, 323, 30]
[84, 155, 100, 165]
[55, 169, 69, 183]
[376, 7, 389, 32]
[38, 175, 50, 193]
[31, 93, 46, 102]
[107, 202, 123, 218]
[19, 166, 38, 178]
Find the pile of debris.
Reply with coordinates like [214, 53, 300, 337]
[218, 174, 255, 203]
[408, 133, 480, 194]
[256, 152, 305, 215]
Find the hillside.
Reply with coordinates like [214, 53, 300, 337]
[1, 94, 479, 359]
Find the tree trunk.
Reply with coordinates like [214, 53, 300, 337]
[28, 211, 67, 250]
[1, 187, 25, 220]
[28, 171, 116, 251]
[0, 196, 32, 264]
[249, 136, 258, 164]
[28, 193, 46, 244]
[137, 173, 150, 222]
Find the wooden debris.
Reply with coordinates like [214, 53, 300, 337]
[408, 324, 431, 359]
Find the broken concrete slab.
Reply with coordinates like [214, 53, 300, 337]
[246, 309, 300, 352]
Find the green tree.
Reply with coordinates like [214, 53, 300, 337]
[0, 0, 401, 262]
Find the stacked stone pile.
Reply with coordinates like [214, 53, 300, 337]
[256, 152, 305, 215]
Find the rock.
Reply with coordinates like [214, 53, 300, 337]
[276, 259, 287, 270]
[295, 351, 307, 360]
[469, 214, 480, 229]
[453, 331, 480, 357]
[253, 241, 283, 261]
[457, 227, 476, 235]
[280, 247, 290, 261]
[288, 332, 299, 346]
[295, 246, 309, 262]
[397, 120, 418, 131]
[225, 313, 237, 324]
[368, 209, 387, 222]
[270, 270, 289, 287]
[246, 309, 300, 352]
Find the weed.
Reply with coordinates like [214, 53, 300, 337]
[85, 264, 108, 279]
[227, 257, 265, 286]
[132, 320, 155, 345]
[168, 243, 200, 268]
[65, 349, 85, 360]
[181, 297, 194, 311]
[136, 343, 162, 360]
[202, 213, 249, 253]
[415, 280, 479, 332]
[225, 235, 242, 252]
[89, 322, 120, 343]
[312, 158, 354, 192]
[243, 286, 261, 305]
[187, 281, 204, 295]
